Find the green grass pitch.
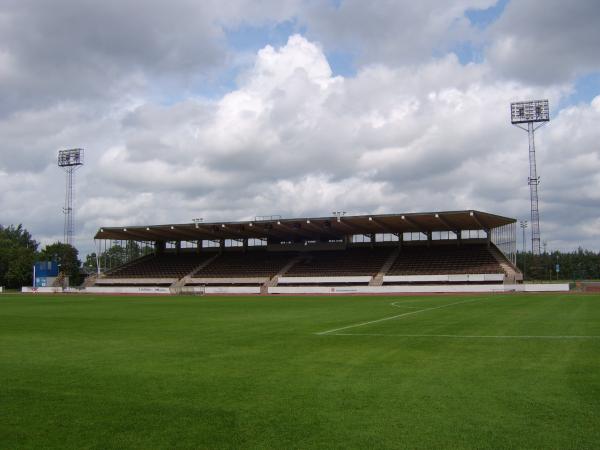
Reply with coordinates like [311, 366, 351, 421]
[1, 293, 600, 449]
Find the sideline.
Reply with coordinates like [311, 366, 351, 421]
[330, 333, 600, 339]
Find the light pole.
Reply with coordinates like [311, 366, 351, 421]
[332, 211, 346, 221]
[520, 220, 528, 280]
[511, 100, 550, 255]
[58, 148, 84, 246]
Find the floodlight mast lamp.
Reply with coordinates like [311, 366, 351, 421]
[511, 100, 549, 256]
[57, 148, 84, 246]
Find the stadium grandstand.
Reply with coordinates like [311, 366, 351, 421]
[86, 210, 523, 294]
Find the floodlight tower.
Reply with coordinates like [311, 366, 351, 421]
[511, 100, 550, 255]
[57, 148, 84, 246]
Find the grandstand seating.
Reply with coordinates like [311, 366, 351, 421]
[97, 243, 507, 289]
[105, 252, 210, 278]
[191, 251, 295, 278]
[387, 244, 501, 275]
[284, 247, 394, 277]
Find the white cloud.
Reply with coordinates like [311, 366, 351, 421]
[1, 1, 599, 256]
[300, 0, 497, 66]
[488, 0, 600, 83]
[45, 35, 592, 252]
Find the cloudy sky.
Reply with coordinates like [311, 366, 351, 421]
[1, 0, 599, 256]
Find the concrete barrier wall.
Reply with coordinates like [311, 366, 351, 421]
[484, 274, 506, 281]
[84, 286, 171, 294]
[96, 278, 176, 285]
[188, 277, 268, 285]
[269, 283, 569, 294]
[382, 274, 505, 283]
[277, 276, 371, 284]
[20, 283, 571, 295]
[22, 287, 63, 293]
[510, 283, 570, 292]
[383, 275, 448, 283]
[205, 286, 262, 294]
[269, 285, 504, 294]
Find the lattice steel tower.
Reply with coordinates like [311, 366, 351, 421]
[58, 148, 84, 246]
[511, 100, 550, 255]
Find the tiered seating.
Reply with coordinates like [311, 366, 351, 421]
[284, 247, 393, 277]
[387, 244, 501, 275]
[105, 252, 210, 278]
[191, 251, 294, 278]
[100, 245, 505, 288]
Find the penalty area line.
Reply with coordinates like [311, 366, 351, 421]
[315, 296, 490, 336]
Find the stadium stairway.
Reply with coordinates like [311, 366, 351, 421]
[82, 273, 98, 288]
[52, 272, 66, 288]
[173, 253, 221, 292]
[489, 245, 522, 283]
[369, 247, 401, 286]
[262, 254, 303, 294]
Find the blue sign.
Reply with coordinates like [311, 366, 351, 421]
[35, 261, 59, 277]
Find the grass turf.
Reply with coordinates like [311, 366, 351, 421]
[1, 293, 599, 449]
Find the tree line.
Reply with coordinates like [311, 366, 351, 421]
[516, 249, 600, 281]
[0, 224, 156, 288]
[0, 224, 82, 288]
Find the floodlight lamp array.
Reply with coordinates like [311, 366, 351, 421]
[510, 100, 550, 124]
[58, 148, 84, 167]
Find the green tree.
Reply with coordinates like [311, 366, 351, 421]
[82, 252, 98, 273]
[0, 224, 38, 288]
[516, 248, 600, 281]
[39, 242, 82, 286]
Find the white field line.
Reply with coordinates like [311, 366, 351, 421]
[390, 302, 422, 309]
[315, 297, 489, 335]
[330, 333, 600, 339]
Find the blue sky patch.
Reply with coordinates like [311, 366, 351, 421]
[326, 50, 356, 77]
[465, 0, 509, 29]
[559, 72, 600, 110]
[225, 20, 302, 52]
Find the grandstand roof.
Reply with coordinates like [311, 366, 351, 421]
[94, 210, 514, 242]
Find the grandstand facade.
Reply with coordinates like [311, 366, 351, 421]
[88, 210, 522, 294]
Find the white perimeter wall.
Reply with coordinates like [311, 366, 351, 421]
[20, 284, 570, 295]
[204, 286, 261, 294]
[277, 276, 371, 284]
[269, 284, 569, 294]
[382, 274, 505, 283]
[22, 287, 64, 293]
[84, 286, 171, 294]
[85, 286, 261, 295]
